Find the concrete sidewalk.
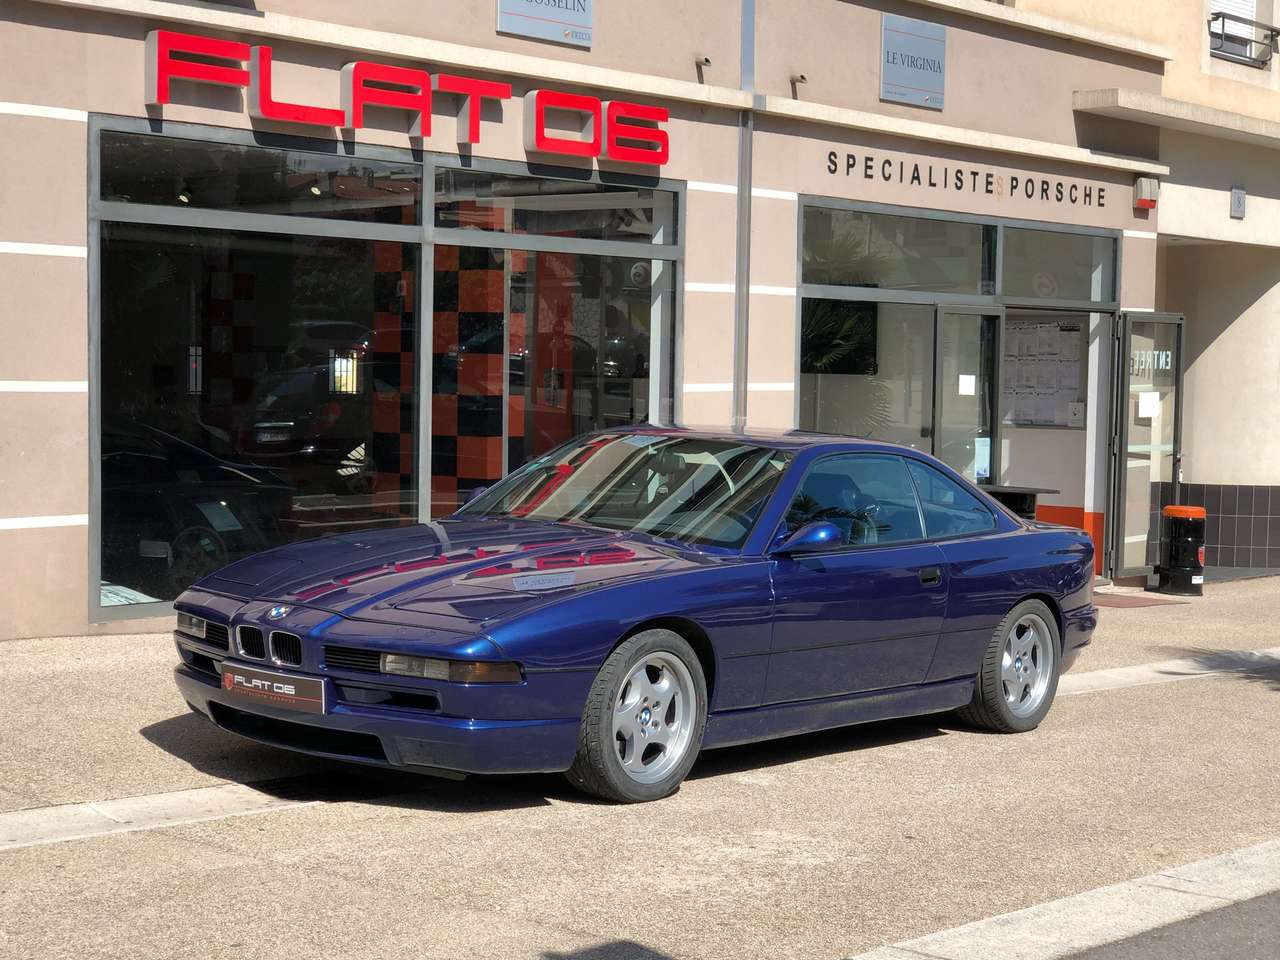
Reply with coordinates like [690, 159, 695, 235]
[1082, 575, 1280, 671]
[0, 577, 1277, 959]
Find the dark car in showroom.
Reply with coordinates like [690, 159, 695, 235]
[102, 421, 293, 602]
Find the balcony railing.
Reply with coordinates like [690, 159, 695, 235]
[1209, 11, 1280, 69]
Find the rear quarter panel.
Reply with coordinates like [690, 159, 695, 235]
[927, 525, 1095, 682]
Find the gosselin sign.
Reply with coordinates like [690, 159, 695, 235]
[145, 30, 669, 166]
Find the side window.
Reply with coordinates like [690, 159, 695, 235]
[785, 455, 924, 546]
[905, 459, 996, 539]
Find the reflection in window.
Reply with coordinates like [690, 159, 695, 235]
[99, 223, 418, 604]
[802, 207, 995, 294]
[906, 459, 996, 537]
[330, 349, 360, 395]
[1002, 227, 1116, 302]
[187, 345, 202, 395]
[787, 455, 924, 546]
[100, 131, 422, 225]
[430, 245, 673, 517]
[434, 168, 678, 244]
[461, 435, 788, 549]
[798, 300, 934, 452]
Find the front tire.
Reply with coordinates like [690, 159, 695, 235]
[957, 599, 1060, 733]
[566, 629, 708, 803]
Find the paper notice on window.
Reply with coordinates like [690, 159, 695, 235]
[1037, 324, 1059, 357]
[1001, 382, 1019, 423]
[1067, 401, 1086, 428]
[1138, 390, 1161, 419]
[1014, 389, 1033, 423]
[1061, 327, 1082, 361]
[974, 437, 991, 480]
[1036, 361, 1057, 391]
[1015, 327, 1035, 358]
[1034, 391, 1055, 424]
[1019, 361, 1037, 389]
[958, 373, 977, 396]
[1055, 389, 1077, 425]
[1057, 360, 1080, 389]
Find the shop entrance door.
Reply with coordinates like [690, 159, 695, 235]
[1108, 312, 1184, 578]
[934, 306, 1001, 483]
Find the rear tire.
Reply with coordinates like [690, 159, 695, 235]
[566, 629, 708, 803]
[957, 599, 1060, 733]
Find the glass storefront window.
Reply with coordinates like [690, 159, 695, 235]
[93, 128, 676, 610]
[99, 222, 418, 603]
[802, 207, 995, 295]
[798, 300, 935, 451]
[430, 244, 673, 516]
[1002, 227, 1116, 302]
[100, 132, 422, 224]
[434, 168, 678, 244]
[936, 310, 998, 482]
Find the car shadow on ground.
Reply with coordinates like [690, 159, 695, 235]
[689, 714, 949, 780]
[542, 944, 674, 960]
[139, 710, 562, 811]
[140, 706, 954, 812]
[1146, 646, 1280, 692]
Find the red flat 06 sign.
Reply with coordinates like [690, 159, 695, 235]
[146, 30, 669, 166]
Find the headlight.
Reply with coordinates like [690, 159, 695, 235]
[176, 612, 207, 639]
[380, 653, 522, 684]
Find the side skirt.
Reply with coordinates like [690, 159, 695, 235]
[701, 677, 975, 750]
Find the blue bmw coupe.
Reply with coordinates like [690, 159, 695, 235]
[173, 428, 1097, 802]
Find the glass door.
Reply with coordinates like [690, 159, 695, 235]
[935, 307, 1000, 483]
[1109, 312, 1183, 577]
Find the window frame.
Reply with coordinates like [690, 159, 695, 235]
[87, 116, 687, 622]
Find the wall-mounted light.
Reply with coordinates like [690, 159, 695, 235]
[695, 55, 711, 83]
[790, 74, 808, 98]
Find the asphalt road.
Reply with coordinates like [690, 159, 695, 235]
[1067, 891, 1280, 960]
[1, 576, 1278, 959]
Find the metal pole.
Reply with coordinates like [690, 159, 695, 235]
[731, 0, 756, 431]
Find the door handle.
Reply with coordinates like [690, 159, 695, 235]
[919, 566, 942, 587]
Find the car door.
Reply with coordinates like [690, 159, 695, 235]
[764, 453, 948, 704]
[902, 457, 1009, 684]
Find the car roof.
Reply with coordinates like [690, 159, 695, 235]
[609, 424, 914, 454]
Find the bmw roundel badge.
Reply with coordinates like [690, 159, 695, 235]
[266, 604, 292, 621]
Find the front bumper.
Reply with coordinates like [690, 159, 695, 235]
[173, 638, 584, 776]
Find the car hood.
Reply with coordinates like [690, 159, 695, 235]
[194, 518, 710, 632]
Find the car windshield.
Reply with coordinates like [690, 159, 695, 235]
[457, 434, 791, 549]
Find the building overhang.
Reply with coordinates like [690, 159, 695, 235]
[1075, 88, 1280, 151]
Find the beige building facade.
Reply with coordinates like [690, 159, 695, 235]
[0, 0, 1263, 640]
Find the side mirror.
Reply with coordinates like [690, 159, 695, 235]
[463, 486, 489, 505]
[772, 521, 843, 556]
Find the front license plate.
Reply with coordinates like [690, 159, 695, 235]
[256, 429, 290, 444]
[221, 664, 325, 715]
